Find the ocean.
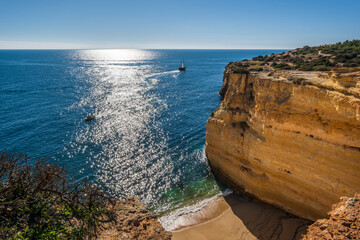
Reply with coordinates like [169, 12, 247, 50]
[0, 49, 284, 230]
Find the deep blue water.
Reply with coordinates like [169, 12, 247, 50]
[0, 49, 284, 227]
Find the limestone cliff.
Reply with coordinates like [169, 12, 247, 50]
[205, 65, 360, 220]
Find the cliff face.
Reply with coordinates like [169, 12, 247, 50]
[205, 66, 360, 220]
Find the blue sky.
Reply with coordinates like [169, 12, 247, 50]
[1, 0, 359, 49]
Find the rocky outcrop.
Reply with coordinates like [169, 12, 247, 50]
[98, 196, 171, 240]
[329, 67, 360, 88]
[302, 193, 360, 240]
[206, 66, 360, 220]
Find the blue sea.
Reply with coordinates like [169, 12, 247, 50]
[0, 49, 284, 229]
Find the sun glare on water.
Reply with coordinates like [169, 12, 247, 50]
[65, 49, 178, 204]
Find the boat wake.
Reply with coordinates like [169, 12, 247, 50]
[146, 70, 180, 79]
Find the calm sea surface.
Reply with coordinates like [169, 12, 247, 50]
[0, 49, 284, 229]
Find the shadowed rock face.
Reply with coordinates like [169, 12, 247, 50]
[302, 193, 360, 240]
[206, 66, 360, 221]
[223, 194, 312, 240]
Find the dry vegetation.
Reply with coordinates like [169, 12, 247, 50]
[229, 40, 360, 73]
[0, 151, 115, 239]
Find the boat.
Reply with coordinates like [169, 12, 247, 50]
[179, 61, 186, 71]
[85, 114, 95, 121]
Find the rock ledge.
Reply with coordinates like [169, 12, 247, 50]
[303, 193, 360, 240]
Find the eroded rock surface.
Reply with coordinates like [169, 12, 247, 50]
[206, 66, 360, 220]
[302, 193, 360, 240]
[98, 196, 171, 240]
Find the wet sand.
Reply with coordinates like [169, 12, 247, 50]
[172, 193, 311, 240]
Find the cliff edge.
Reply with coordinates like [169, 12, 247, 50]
[303, 193, 360, 239]
[205, 41, 360, 221]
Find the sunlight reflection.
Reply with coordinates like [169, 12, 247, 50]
[65, 49, 177, 204]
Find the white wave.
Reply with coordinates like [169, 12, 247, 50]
[158, 188, 233, 231]
[222, 188, 234, 196]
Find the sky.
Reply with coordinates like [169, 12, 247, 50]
[1, 0, 360, 49]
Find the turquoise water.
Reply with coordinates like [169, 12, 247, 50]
[0, 49, 284, 224]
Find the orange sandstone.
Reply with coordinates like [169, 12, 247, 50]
[206, 67, 360, 220]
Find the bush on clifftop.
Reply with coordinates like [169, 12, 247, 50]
[229, 39, 360, 72]
[0, 151, 115, 239]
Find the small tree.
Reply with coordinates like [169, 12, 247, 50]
[0, 151, 115, 239]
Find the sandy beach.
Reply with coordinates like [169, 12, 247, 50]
[172, 194, 311, 240]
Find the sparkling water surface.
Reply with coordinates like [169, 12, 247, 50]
[0, 49, 284, 226]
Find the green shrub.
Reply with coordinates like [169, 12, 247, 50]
[343, 62, 358, 67]
[233, 62, 243, 67]
[0, 152, 115, 240]
[253, 55, 265, 61]
[313, 65, 331, 71]
[273, 63, 292, 70]
[232, 67, 249, 74]
[298, 66, 314, 71]
[249, 67, 263, 72]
